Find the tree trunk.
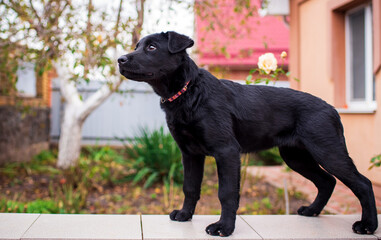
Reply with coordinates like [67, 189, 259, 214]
[57, 105, 83, 169]
[55, 63, 122, 169]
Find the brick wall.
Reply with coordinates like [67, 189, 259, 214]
[0, 68, 54, 165]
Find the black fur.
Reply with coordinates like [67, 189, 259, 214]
[118, 31, 378, 237]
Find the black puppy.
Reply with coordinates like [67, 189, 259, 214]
[118, 31, 378, 236]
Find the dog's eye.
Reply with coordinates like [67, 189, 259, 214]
[147, 44, 156, 51]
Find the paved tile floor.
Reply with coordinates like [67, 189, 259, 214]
[0, 213, 39, 240]
[21, 214, 142, 240]
[142, 215, 261, 240]
[0, 213, 380, 240]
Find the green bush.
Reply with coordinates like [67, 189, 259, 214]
[0, 199, 59, 213]
[0, 147, 129, 214]
[122, 127, 183, 188]
[80, 146, 128, 185]
[26, 199, 59, 213]
[51, 182, 87, 214]
[249, 147, 283, 166]
[33, 150, 57, 163]
[0, 149, 59, 178]
[369, 154, 381, 170]
[51, 146, 129, 213]
[258, 147, 283, 165]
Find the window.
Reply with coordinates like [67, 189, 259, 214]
[345, 4, 376, 111]
[16, 62, 37, 97]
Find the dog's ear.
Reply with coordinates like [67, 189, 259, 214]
[167, 31, 194, 54]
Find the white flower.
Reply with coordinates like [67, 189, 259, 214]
[258, 53, 277, 74]
[281, 51, 287, 59]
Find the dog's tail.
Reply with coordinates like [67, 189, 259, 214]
[332, 108, 350, 154]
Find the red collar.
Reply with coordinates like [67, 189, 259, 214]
[161, 80, 190, 103]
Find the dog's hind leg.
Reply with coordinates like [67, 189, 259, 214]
[279, 146, 336, 216]
[302, 139, 378, 234]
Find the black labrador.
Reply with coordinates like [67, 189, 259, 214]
[118, 31, 378, 237]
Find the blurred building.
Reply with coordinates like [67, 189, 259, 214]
[196, 0, 381, 187]
[289, 0, 381, 186]
[195, 0, 289, 86]
[0, 62, 53, 164]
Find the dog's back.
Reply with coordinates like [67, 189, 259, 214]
[186, 72, 342, 153]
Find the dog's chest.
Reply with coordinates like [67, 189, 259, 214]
[167, 121, 209, 155]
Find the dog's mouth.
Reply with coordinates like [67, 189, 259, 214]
[119, 67, 154, 79]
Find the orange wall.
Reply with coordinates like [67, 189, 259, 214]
[299, 0, 334, 104]
[290, 0, 381, 185]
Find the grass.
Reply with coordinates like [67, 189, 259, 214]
[0, 199, 60, 213]
[248, 147, 283, 166]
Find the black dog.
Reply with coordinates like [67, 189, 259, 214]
[118, 31, 378, 236]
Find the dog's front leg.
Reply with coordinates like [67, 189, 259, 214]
[206, 146, 240, 237]
[170, 153, 205, 221]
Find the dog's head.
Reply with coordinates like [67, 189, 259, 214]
[118, 31, 194, 81]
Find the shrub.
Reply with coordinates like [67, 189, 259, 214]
[0, 147, 129, 214]
[80, 146, 128, 185]
[0, 199, 59, 213]
[0, 149, 59, 178]
[122, 127, 183, 188]
[369, 154, 381, 170]
[25, 199, 59, 213]
[51, 146, 128, 213]
[249, 147, 283, 166]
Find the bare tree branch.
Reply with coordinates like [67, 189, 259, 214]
[113, 0, 123, 45]
[29, 0, 42, 27]
[78, 76, 122, 122]
[84, 0, 93, 79]
[51, 1, 70, 32]
[3, 1, 45, 37]
[131, 0, 145, 49]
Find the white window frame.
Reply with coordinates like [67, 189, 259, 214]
[344, 4, 376, 113]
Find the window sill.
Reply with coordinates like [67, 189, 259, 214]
[0, 96, 47, 107]
[336, 107, 377, 114]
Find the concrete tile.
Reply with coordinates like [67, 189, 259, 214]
[240, 215, 377, 240]
[21, 214, 141, 240]
[371, 215, 381, 239]
[141, 215, 261, 240]
[332, 214, 381, 239]
[0, 213, 40, 240]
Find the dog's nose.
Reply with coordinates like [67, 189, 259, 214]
[118, 55, 128, 64]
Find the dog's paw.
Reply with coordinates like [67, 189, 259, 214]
[205, 220, 234, 237]
[352, 220, 377, 234]
[297, 206, 320, 217]
[169, 209, 192, 222]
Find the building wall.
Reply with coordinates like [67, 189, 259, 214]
[0, 106, 50, 164]
[0, 70, 52, 164]
[340, 71, 381, 185]
[299, 0, 334, 104]
[290, 0, 381, 185]
[196, 0, 289, 68]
